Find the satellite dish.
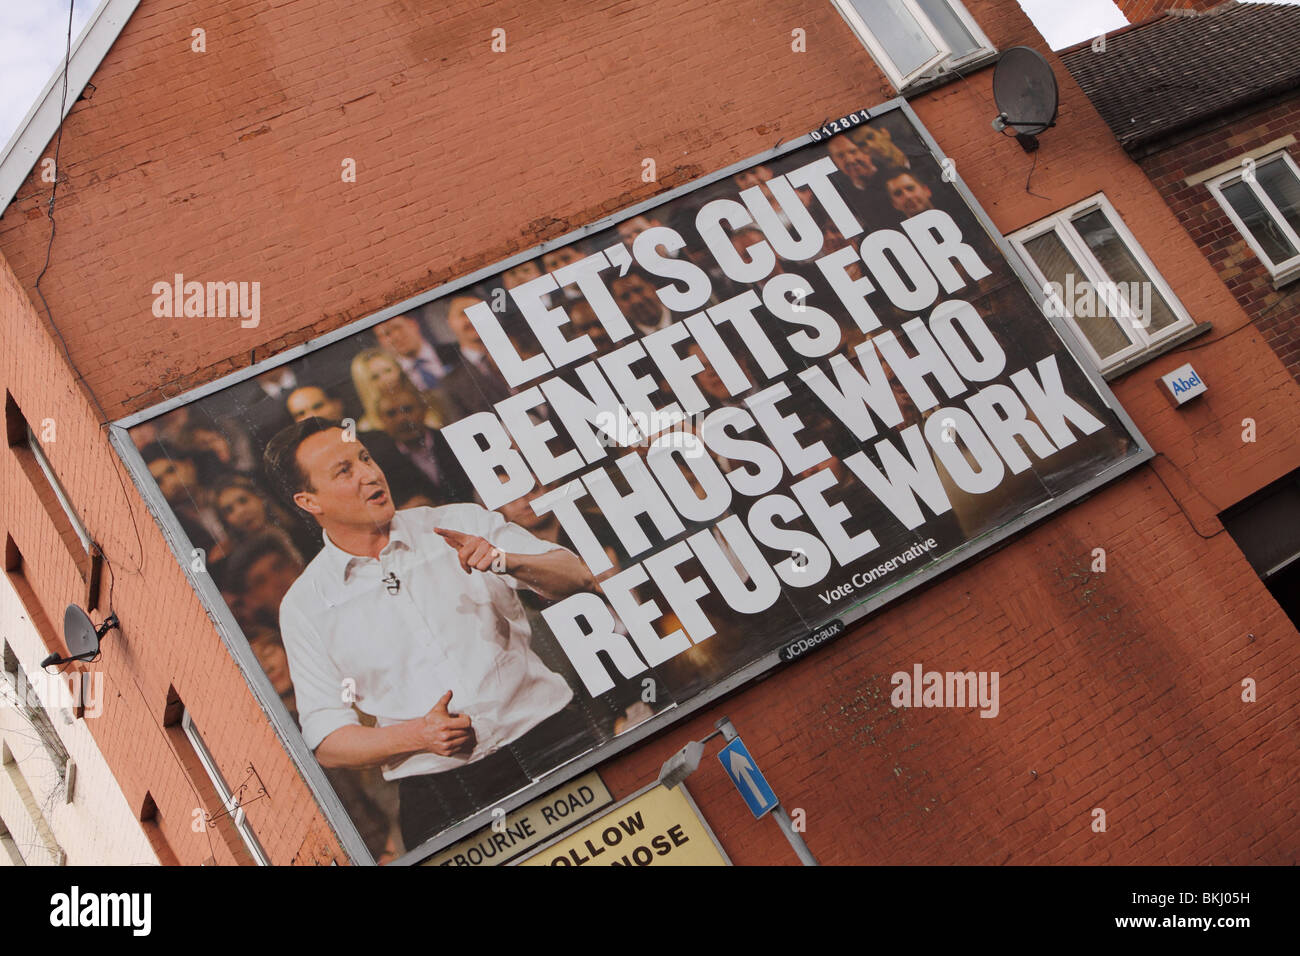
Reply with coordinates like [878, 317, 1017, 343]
[992, 46, 1059, 150]
[42, 605, 119, 667]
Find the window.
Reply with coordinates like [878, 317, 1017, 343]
[2, 640, 71, 780]
[180, 709, 270, 865]
[138, 792, 181, 866]
[1010, 194, 1196, 374]
[24, 425, 92, 553]
[0, 740, 65, 865]
[0, 812, 26, 866]
[831, 0, 994, 89]
[5, 393, 93, 560]
[1207, 151, 1300, 286]
[1220, 469, 1300, 630]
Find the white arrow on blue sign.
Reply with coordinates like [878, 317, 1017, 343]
[718, 737, 778, 819]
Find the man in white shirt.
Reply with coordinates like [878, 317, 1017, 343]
[263, 417, 596, 851]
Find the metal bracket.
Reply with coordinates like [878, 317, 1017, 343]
[205, 764, 268, 824]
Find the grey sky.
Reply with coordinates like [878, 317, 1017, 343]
[1018, 0, 1127, 48]
[0, 0, 98, 154]
[1, 1, 1298, 153]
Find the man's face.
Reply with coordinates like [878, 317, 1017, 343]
[734, 165, 773, 191]
[377, 391, 426, 444]
[498, 486, 548, 532]
[616, 215, 663, 245]
[189, 428, 232, 464]
[502, 261, 542, 290]
[287, 386, 343, 423]
[821, 221, 863, 279]
[569, 302, 610, 352]
[292, 429, 395, 530]
[447, 296, 485, 352]
[542, 246, 584, 275]
[733, 165, 776, 201]
[218, 486, 267, 535]
[148, 457, 196, 504]
[687, 344, 729, 403]
[828, 136, 877, 189]
[612, 275, 662, 330]
[221, 589, 253, 630]
[374, 315, 425, 358]
[731, 227, 768, 265]
[251, 637, 292, 695]
[887, 174, 933, 217]
[243, 551, 302, 618]
[853, 126, 907, 169]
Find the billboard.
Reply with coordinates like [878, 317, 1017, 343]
[116, 101, 1148, 864]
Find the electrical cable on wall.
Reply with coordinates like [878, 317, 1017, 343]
[28, 0, 147, 620]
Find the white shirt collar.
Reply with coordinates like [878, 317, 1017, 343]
[316, 513, 415, 601]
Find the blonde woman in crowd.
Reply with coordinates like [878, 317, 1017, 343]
[350, 348, 448, 431]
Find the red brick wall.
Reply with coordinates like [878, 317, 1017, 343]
[0, 255, 343, 865]
[0, 0, 1297, 865]
[1118, 0, 1228, 24]
[601, 469, 1298, 864]
[1139, 95, 1300, 383]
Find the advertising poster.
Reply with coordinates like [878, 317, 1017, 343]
[124, 103, 1145, 862]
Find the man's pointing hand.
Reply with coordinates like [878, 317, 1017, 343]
[435, 527, 506, 575]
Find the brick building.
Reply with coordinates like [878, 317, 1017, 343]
[1064, 1, 1300, 381]
[1063, 0, 1300, 630]
[2, 572, 161, 866]
[0, 0, 1296, 865]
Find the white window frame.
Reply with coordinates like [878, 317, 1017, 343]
[1206, 150, 1300, 286]
[26, 424, 91, 554]
[1010, 193, 1196, 374]
[831, 0, 995, 90]
[181, 709, 270, 865]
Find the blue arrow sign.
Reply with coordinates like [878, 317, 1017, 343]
[718, 737, 778, 819]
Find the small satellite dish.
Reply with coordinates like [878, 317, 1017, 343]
[41, 605, 119, 667]
[992, 46, 1059, 151]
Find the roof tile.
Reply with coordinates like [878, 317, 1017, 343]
[1060, 1, 1300, 149]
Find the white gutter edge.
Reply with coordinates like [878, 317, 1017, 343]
[0, 0, 142, 215]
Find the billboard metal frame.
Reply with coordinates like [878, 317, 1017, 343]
[109, 98, 1154, 865]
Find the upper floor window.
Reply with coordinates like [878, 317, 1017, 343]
[1207, 151, 1300, 286]
[5, 394, 92, 558]
[1010, 194, 1196, 375]
[25, 425, 92, 554]
[181, 709, 270, 865]
[831, 0, 994, 90]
